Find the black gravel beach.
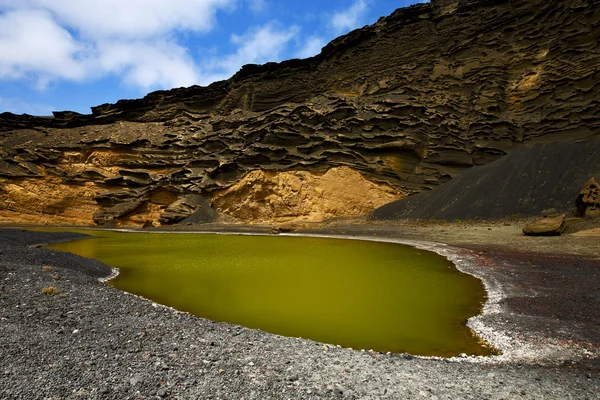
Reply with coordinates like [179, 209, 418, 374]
[1, 227, 599, 400]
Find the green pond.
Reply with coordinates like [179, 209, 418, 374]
[45, 230, 494, 357]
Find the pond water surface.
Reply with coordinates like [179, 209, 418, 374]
[45, 230, 494, 356]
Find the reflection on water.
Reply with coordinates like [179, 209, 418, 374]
[45, 230, 494, 356]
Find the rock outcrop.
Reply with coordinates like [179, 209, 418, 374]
[1, 0, 600, 225]
[158, 194, 215, 225]
[523, 214, 566, 236]
[211, 167, 401, 224]
[576, 178, 600, 218]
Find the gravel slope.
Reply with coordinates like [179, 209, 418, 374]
[372, 139, 600, 221]
[1, 228, 599, 400]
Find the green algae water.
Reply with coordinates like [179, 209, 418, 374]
[45, 230, 493, 356]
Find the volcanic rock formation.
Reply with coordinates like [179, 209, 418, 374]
[1, 0, 599, 225]
[576, 177, 600, 218]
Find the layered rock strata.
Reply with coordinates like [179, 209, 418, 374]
[1, 0, 599, 225]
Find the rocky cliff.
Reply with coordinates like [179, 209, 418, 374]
[1, 0, 599, 226]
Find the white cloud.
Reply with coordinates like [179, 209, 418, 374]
[0, 0, 367, 99]
[0, 0, 235, 39]
[0, 9, 87, 88]
[331, 0, 370, 34]
[95, 40, 200, 90]
[0, 0, 239, 91]
[199, 22, 299, 84]
[295, 36, 326, 59]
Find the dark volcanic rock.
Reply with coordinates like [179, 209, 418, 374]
[93, 199, 146, 225]
[158, 194, 214, 224]
[118, 169, 154, 186]
[178, 201, 218, 225]
[94, 188, 150, 208]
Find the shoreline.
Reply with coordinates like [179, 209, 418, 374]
[39, 230, 502, 360]
[1, 225, 599, 399]
[7, 224, 600, 363]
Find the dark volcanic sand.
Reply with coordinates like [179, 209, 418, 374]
[371, 139, 600, 221]
[1, 227, 599, 399]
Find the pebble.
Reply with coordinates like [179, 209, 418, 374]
[130, 374, 143, 386]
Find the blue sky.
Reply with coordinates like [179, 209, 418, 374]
[0, 0, 427, 115]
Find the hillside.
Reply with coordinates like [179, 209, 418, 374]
[372, 139, 600, 221]
[1, 0, 599, 226]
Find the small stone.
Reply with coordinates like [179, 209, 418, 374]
[157, 387, 168, 397]
[99, 387, 109, 394]
[130, 374, 143, 386]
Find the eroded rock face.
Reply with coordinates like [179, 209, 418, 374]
[0, 176, 110, 225]
[1, 0, 599, 225]
[211, 167, 402, 224]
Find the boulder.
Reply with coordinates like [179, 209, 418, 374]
[523, 214, 566, 236]
[93, 199, 145, 225]
[576, 178, 600, 218]
[119, 169, 154, 186]
[94, 188, 150, 208]
[159, 194, 216, 225]
[178, 202, 218, 225]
